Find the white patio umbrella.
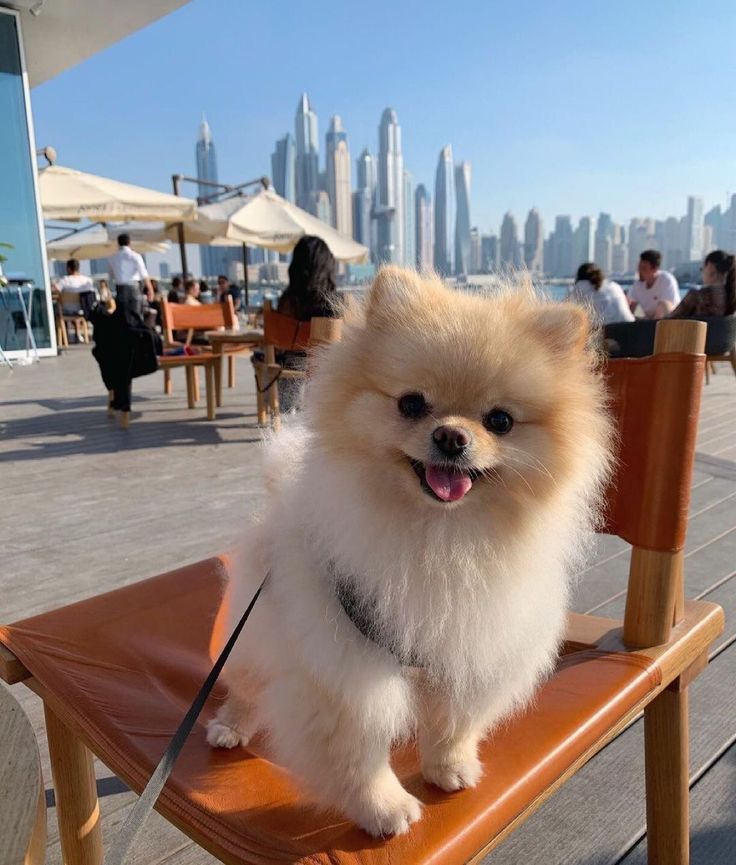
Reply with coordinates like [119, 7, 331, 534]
[39, 165, 197, 222]
[165, 188, 368, 263]
[46, 223, 170, 260]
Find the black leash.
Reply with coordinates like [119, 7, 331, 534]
[107, 572, 269, 865]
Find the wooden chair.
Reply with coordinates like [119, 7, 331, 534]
[0, 686, 46, 864]
[161, 298, 250, 405]
[0, 319, 724, 865]
[253, 299, 343, 430]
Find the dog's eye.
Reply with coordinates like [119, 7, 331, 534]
[398, 392, 430, 419]
[483, 408, 514, 435]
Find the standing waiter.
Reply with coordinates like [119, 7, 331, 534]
[108, 233, 153, 320]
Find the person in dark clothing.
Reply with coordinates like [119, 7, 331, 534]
[255, 236, 339, 413]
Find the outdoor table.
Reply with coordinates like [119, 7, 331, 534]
[205, 328, 263, 407]
[0, 685, 46, 864]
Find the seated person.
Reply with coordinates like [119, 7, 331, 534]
[217, 274, 243, 311]
[569, 262, 634, 324]
[57, 258, 98, 316]
[629, 249, 680, 319]
[669, 250, 736, 318]
[256, 235, 340, 413]
[184, 279, 201, 306]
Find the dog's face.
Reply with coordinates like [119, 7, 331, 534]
[309, 268, 609, 519]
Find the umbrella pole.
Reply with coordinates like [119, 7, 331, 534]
[242, 243, 249, 311]
[172, 174, 189, 279]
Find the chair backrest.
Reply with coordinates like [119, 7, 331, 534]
[161, 297, 236, 344]
[602, 319, 706, 648]
[262, 299, 312, 351]
[605, 315, 736, 358]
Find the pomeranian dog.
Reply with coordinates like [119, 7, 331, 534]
[207, 267, 612, 837]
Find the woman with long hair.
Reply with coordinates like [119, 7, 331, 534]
[670, 250, 736, 317]
[569, 261, 633, 324]
[278, 235, 338, 321]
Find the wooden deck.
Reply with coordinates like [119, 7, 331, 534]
[1, 345, 735, 865]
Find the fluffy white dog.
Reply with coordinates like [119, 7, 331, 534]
[207, 268, 612, 837]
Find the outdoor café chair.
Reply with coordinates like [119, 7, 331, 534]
[0, 319, 723, 865]
[161, 296, 249, 403]
[253, 300, 342, 430]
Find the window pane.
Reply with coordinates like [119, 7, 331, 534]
[0, 11, 51, 351]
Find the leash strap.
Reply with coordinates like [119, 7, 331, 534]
[107, 572, 269, 865]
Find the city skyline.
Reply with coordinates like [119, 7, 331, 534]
[31, 0, 736, 249]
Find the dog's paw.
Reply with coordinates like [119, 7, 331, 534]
[354, 787, 423, 837]
[422, 754, 483, 792]
[206, 719, 249, 749]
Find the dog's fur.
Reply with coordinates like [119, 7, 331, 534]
[207, 268, 613, 837]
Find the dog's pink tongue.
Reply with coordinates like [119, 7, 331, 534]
[425, 465, 473, 502]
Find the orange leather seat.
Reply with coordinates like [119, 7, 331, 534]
[0, 556, 661, 865]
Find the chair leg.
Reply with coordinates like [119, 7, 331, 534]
[255, 368, 267, 426]
[704, 362, 710, 386]
[164, 368, 172, 395]
[644, 686, 689, 865]
[269, 373, 281, 432]
[82, 319, 90, 343]
[205, 362, 216, 420]
[228, 354, 236, 389]
[729, 348, 736, 378]
[185, 366, 195, 408]
[193, 367, 201, 403]
[44, 703, 103, 865]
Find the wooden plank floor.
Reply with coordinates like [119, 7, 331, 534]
[1, 346, 734, 865]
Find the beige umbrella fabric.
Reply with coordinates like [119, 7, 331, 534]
[39, 165, 197, 222]
[46, 224, 170, 260]
[167, 189, 368, 263]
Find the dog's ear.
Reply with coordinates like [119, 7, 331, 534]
[366, 267, 425, 322]
[533, 303, 591, 355]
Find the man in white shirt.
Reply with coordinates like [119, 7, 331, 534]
[108, 233, 153, 318]
[56, 258, 97, 315]
[629, 249, 680, 319]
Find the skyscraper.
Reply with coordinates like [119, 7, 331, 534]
[685, 196, 704, 261]
[594, 212, 614, 273]
[325, 115, 352, 235]
[352, 148, 376, 261]
[454, 160, 471, 276]
[627, 218, 655, 273]
[433, 145, 455, 276]
[376, 108, 404, 264]
[573, 216, 594, 269]
[196, 115, 217, 277]
[481, 234, 498, 272]
[548, 215, 574, 277]
[499, 212, 520, 269]
[415, 184, 433, 271]
[295, 93, 319, 214]
[523, 208, 544, 275]
[470, 227, 482, 273]
[271, 133, 296, 203]
[403, 170, 415, 269]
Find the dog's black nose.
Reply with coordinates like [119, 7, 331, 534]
[432, 425, 471, 458]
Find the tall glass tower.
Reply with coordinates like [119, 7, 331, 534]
[454, 160, 471, 276]
[415, 184, 433, 271]
[295, 93, 319, 214]
[271, 133, 296, 203]
[403, 169, 415, 269]
[433, 145, 455, 276]
[524, 208, 544, 275]
[196, 115, 217, 277]
[376, 108, 404, 264]
[326, 115, 352, 235]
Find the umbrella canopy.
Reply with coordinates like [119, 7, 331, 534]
[39, 165, 197, 222]
[46, 223, 170, 261]
[167, 189, 368, 263]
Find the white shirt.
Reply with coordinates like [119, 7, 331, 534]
[108, 246, 149, 284]
[57, 273, 95, 312]
[630, 271, 680, 318]
[570, 279, 634, 325]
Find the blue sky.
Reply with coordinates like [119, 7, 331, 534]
[33, 0, 736, 240]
